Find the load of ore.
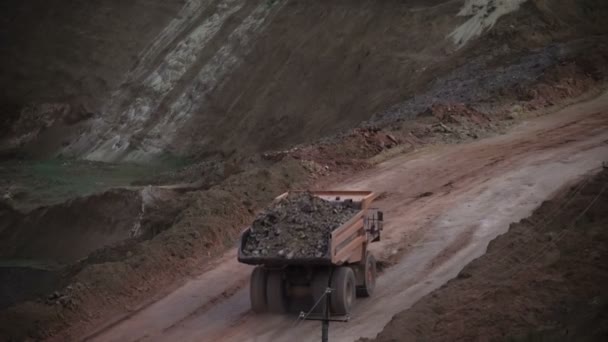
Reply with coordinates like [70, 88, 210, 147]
[243, 192, 358, 259]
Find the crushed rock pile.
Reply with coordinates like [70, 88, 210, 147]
[243, 192, 358, 259]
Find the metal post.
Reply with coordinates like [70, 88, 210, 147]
[321, 320, 329, 342]
[321, 287, 330, 342]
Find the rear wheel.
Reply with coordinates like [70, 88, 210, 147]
[250, 267, 268, 313]
[330, 267, 356, 315]
[266, 271, 288, 314]
[356, 254, 377, 298]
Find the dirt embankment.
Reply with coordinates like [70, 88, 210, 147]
[262, 44, 608, 176]
[0, 190, 143, 264]
[366, 168, 608, 342]
[0, 185, 192, 264]
[0, 159, 311, 341]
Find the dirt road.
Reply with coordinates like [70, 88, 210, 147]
[87, 93, 608, 342]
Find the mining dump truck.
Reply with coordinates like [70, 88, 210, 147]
[237, 191, 383, 316]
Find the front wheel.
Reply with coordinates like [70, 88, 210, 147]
[356, 253, 377, 297]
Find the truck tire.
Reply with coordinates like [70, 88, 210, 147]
[356, 253, 377, 298]
[311, 269, 330, 314]
[330, 267, 356, 315]
[266, 271, 288, 314]
[250, 267, 268, 313]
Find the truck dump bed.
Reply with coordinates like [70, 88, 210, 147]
[237, 191, 381, 266]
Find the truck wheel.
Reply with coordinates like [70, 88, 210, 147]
[311, 270, 330, 314]
[330, 267, 356, 315]
[356, 253, 377, 298]
[250, 267, 268, 313]
[266, 271, 288, 314]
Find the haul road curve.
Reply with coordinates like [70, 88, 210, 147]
[87, 93, 608, 342]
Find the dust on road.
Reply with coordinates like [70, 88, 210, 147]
[85, 92, 608, 342]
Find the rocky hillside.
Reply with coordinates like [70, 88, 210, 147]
[1, 0, 606, 163]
